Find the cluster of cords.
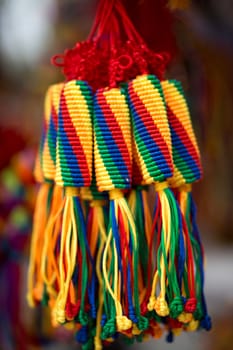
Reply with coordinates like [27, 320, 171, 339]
[27, 0, 211, 349]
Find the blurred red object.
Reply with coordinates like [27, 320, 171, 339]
[0, 127, 26, 170]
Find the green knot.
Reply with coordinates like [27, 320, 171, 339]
[169, 297, 184, 319]
[193, 302, 203, 320]
[78, 310, 89, 326]
[137, 315, 149, 331]
[148, 310, 162, 322]
[101, 318, 116, 340]
[123, 336, 135, 345]
[81, 338, 93, 350]
[136, 334, 144, 343]
[136, 185, 149, 191]
[41, 286, 49, 307]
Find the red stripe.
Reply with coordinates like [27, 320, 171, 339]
[60, 93, 91, 186]
[96, 91, 132, 174]
[167, 106, 202, 168]
[128, 83, 172, 165]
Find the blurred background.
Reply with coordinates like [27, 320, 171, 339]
[0, 0, 232, 349]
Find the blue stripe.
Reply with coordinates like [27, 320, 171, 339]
[94, 95, 130, 180]
[48, 113, 57, 161]
[170, 126, 201, 180]
[58, 107, 84, 186]
[127, 94, 173, 179]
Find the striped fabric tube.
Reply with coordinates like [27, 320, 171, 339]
[127, 74, 173, 185]
[93, 87, 132, 191]
[42, 83, 64, 182]
[161, 79, 203, 188]
[56, 80, 93, 188]
[161, 79, 206, 323]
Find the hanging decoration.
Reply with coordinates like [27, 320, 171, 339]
[27, 0, 211, 348]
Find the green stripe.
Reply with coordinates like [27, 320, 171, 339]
[59, 145, 74, 186]
[133, 123, 167, 182]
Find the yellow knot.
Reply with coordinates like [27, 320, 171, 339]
[132, 324, 142, 335]
[178, 312, 192, 324]
[94, 336, 103, 350]
[109, 189, 124, 200]
[143, 334, 150, 342]
[116, 315, 132, 331]
[105, 337, 114, 343]
[64, 322, 75, 330]
[51, 307, 59, 327]
[80, 187, 92, 201]
[152, 325, 163, 339]
[65, 187, 80, 197]
[154, 181, 169, 192]
[26, 293, 36, 308]
[173, 328, 182, 336]
[90, 200, 106, 208]
[155, 297, 169, 317]
[186, 319, 199, 332]
[32, 284, 43, 301]
[147, 296, 156, 311]
[55, 302, 66, 324]
[179, 184, 192, 193]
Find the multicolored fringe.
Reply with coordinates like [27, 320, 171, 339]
[27, 83, 63, 306]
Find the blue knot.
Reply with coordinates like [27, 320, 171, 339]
[90, 305, 97, 319]
[201, 315, 212, 331]
[101, 314, 107, 327]
[128, 306, 138, 323]
[166, 330, 174, 343]
[181, 296, 187, 304]
[137, 315, 149, 331]
[75, 326, 88, 344]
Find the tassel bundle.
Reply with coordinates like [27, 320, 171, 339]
[28, 0, 211, 348]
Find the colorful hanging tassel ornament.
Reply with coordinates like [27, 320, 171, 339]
[161, 79, 211, 330]
[27, 0, 211, 348]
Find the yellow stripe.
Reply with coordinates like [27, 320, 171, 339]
[43, 141, 55, 180]
[63, 81, 92, 177]
[44, 85, 53, 124]
[132, 75, 172, 156]
[34, 153, 44, 182]
[94, 133, 113, 192]
[55, 143, 64, 186]
[134, 139, 154, 185]
[169, 164, 186, 188]
[103, 88, 132, 165]
[52, 83, 64, 115]
[161, 80, 200, 157]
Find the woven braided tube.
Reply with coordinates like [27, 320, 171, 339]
[42, 83, 64, 182]
[34, 83, 63, 183]
[127, 74, 173, 184]
[94, 87, 132, 191]
[161, 80, 203, 187]
[56, 80, 93, 188]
